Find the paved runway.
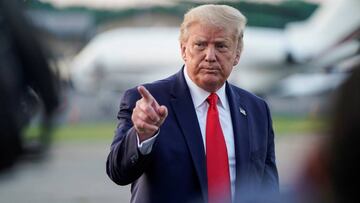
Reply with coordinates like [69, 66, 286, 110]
[0, 142, 130, 203]
[0, 134, 321, 203]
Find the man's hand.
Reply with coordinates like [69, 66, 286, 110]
[132, 86, 168, 143]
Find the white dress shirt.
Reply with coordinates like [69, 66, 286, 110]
[137, 67, 236, 198]
[183, 67, 236, 199]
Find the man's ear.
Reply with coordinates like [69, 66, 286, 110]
[180, 42, 187, 61]
[233, 49, 241, 66]
[233, 38, 243, 66]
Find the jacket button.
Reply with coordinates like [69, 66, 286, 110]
[130, 154, 138, 164]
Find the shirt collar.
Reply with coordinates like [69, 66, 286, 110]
[183, 66, 228, 110]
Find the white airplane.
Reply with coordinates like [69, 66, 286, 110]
[70, 0, 360, 97]
[70, 26, 286, 94]
[273, 0, 360, 98]
[70, 27, 183, 94]
[285, 0, 360, 64]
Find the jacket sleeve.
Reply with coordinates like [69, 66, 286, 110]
[106, 88, 152, 185]
[262, 101, 279, 192]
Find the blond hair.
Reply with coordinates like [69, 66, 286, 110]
[179, 4, 247, 50]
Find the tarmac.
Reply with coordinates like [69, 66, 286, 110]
[0, 134, 322, 203]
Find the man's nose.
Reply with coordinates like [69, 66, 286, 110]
[205, 46, 216, 63]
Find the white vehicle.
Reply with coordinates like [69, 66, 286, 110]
[70, 27, 183, 94]
[70, 26, 286, 94]
[285, 0, 360, 63]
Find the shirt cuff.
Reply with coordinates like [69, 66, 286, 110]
[136, 130, 159, 155]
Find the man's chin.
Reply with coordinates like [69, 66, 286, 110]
[199, 78, 223, 92]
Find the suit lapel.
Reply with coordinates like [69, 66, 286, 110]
[168, 71, 251, 201]
[226, 83, 251, 197]
[170, 69, 208, 202]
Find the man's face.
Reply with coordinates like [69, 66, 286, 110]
[181, 22, 241, 92]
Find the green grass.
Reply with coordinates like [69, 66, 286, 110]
[53, 123, 117, 141]
[24, 122, 117, 143]
[24, 116, 326, 142]
[273, 116, 326, 136]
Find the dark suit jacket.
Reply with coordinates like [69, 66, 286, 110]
[106, 68, 279, 203]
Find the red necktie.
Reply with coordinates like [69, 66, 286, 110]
[206, 93, 231, 203]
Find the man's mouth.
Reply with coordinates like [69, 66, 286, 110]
[201, 67, 220, 73]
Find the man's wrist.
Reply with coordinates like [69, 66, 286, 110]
[136, 130, 160, 155]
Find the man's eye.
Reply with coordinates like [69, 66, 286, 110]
[216, 44, 228, 50]
[195, 43, 205, 49]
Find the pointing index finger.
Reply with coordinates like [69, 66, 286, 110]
[138, 86, 161, 111]
[138, 86, 157, 105]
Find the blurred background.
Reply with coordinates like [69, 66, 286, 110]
[0, 0, 359, 202]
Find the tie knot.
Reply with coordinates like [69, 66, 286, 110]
[207, 93, 218, 106]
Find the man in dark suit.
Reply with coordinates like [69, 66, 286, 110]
[107, 4, 279, 203]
